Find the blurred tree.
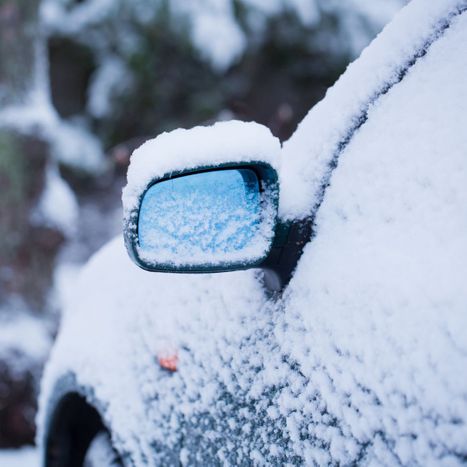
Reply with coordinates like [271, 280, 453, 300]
[0, 0, 63, 448]
[0, 0, 40, 106]
[42, 0, 405, 148]
[0, 0, 63, 312]
[0, 131, 63, 309]
[0, 346, 41, 448]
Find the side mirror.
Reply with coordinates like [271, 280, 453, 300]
[125, 162, 278, 272]
[123, 122, 312, 291]
[123, 122, 281, 275]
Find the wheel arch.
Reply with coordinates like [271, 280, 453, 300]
[42, 374, 111, 467]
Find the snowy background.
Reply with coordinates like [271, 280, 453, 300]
[0, 0, 405, 462]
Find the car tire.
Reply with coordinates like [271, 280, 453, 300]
[83, 431, 123, 467]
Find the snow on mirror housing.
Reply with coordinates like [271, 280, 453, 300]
[124, 162, 279, 273]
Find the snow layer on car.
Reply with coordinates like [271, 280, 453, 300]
[39, 1, 467, 465]
[37, 236, 271, 465]
[280, 0, 465, 221]
[281, 9, 467, 465]
[122, 120, 281, 218]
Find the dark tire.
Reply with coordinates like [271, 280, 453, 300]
[83, 431, 123, 467]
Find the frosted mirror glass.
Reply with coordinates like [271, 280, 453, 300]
[137, 169, 272, 268]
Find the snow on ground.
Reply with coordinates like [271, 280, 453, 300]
[0, 447, 39, 467]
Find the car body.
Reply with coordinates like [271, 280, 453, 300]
[38, 0, 467, 465]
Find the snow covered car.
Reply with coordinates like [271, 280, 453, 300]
[38, 1, 467, 465]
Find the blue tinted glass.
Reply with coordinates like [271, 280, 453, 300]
[138, 169, 262, 265]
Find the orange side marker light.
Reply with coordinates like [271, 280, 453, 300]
[158, 353, 178, 372]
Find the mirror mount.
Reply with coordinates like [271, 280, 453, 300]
[261, 218, 313, 293]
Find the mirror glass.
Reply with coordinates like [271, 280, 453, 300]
[137, 169, 274, 268]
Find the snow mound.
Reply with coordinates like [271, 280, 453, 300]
[0, 447, 39, 467]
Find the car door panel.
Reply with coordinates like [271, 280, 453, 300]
[282, 11, 467, 466]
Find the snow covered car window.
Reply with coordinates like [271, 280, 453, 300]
[282, 11, 467, 465]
